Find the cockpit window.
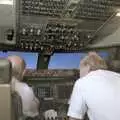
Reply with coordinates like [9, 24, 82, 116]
[48, 52, 109, 69]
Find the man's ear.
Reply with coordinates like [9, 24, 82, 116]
[21, 69, 26, 80]
[80, 65, 90, 78]
[23, 69, 26, 76]
[84, 65, 91, 75]
[86, 65, 91, 72]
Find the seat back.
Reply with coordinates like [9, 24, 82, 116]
[0, 58, 14, 120]
[0, 84, 13, 120]
[12, 92, 23, 120]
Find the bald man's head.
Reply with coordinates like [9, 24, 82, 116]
[7, 55, 26, 80]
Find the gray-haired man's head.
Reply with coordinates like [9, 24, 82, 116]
[80, 52, 108, 77]
[7, 55, 26, 80]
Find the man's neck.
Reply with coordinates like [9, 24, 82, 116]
[11, 77, 20, 92]
[12, 76, 19, 82]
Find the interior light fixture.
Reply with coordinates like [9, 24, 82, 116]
[0, 0, 13, 5]
[116, 12, 120, 17]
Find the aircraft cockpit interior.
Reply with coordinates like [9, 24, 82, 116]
[0, 0, 120, 120]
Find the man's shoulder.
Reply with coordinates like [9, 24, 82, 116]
[85, 69, 111, 78]
[76, 70, 106, 85]
[77, 69, 120, 84]
[19, 82, 31, 90]
[91, 69, 120, 78]
[14, 80, 32, 91]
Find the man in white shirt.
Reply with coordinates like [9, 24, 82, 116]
[8, 55, 58, 120]
[8, 55, 40, 118]
[68, 52, 120, 120]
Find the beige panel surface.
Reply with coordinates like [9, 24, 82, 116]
[0, 84, 14, 120]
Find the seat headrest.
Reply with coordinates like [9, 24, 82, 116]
[0, 58, 11, 83]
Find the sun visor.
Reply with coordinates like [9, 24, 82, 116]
[88, 16, 120, 48]
[90, 27, 120, 48]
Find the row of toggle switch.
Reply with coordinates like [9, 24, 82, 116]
[21, 0, 67, 16]
[21, 27, 41, 36]
[74, 0, 114, 19]
[17, 22, 92, 52]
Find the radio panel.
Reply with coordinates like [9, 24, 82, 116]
[35, 86, 52, 98]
